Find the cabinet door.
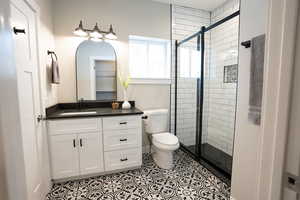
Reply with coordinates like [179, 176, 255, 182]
[50, 134, 79, 179]
[78, 132, 104, 175]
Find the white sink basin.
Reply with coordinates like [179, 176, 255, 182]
[59, 111, 97, 116]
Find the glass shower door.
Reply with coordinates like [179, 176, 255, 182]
[200, 16, 239, 175]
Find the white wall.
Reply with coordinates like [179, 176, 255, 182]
[35, 0, 57, 195]
[36, 0, 58, 108]
[0, 120, 7, 199]
[52, 0, 171, 111]
[231, 0, 268, 199]
[0, 3, 15, 199]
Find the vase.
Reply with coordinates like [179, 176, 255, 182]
[122, 90, 131, 109]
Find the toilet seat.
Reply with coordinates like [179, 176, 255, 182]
[152, 132, 179, 151]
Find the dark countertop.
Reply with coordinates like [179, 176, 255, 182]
[46, 101, 144, 120]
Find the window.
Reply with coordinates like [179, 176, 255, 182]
[129, 36, 170, 83]
[179, 47, 201, 78]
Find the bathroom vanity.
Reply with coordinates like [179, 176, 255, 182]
[46, 102, 143, 181]
[44, 31, 147, 181]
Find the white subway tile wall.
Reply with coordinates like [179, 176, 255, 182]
[170, 0, 239, 155]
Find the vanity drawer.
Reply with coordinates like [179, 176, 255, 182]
[103, 129, 141, 151]
[102, 116, 141, 130]
[48, 118, 102, 135]
[104, 148, 142, 171]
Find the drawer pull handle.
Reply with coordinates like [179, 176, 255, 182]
[120, 138, 127, 142]
[120, 158, 128, 162]
[73, 139, 76, 148]
[80, 139, 83, 147]
[119, 122, 127, 125]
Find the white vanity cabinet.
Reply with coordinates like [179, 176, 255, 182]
[48, 118, 103, 179]
[47, 115, 142, 180]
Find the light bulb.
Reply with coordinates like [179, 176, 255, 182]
[105, 33, 117, 40]
[89, 23, 103, 38]
[105, 24, 117, 40]
[90, 37, 103, 42]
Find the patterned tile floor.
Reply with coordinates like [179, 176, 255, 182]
[46, 150, 230, 200]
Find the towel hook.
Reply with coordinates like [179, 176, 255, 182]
[241, 40, 251, 48]
[47, 50, 58, 60]
[13, 27, 26, 35]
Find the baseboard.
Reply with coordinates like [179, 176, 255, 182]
[52, 166, 142, 183]
[142, 145, 151, 153]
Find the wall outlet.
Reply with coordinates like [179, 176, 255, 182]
[230, 196, 237, 200]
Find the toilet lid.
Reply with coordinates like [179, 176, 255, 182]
[153, 132, 179, 146]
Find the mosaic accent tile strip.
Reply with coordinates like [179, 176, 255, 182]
[46, 150, 230, 200]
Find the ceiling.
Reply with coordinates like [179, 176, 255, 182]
[151, 0, 228, 11]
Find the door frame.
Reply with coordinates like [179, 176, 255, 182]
[257, 0, 299, 199]
[89, 57, 96, 100]
[89, 56, 116, 100]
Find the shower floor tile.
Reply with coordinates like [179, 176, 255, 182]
[46, 150, 230, 200]
[186, 143, 233, 176]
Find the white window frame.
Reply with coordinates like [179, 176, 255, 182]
[179, 47, 201, 78]
[129, 35, 171, 85]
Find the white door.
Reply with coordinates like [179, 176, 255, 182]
[50, 134, 80, 179]
[10, 0, 44, 199]
[78, 132, 104, 175]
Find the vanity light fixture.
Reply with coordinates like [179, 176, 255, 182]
[73, 20, 117, 41]
[105, 25, 118, 40]
[73, 20, 88, 37]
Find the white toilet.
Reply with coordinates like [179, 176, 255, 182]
[143, 109, 180, 169]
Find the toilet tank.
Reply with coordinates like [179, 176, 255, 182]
[143, 109, 168, 134]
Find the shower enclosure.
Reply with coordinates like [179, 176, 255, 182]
[173, 9, 240, 177]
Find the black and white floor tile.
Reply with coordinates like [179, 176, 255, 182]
[46, 150, 230, 200]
